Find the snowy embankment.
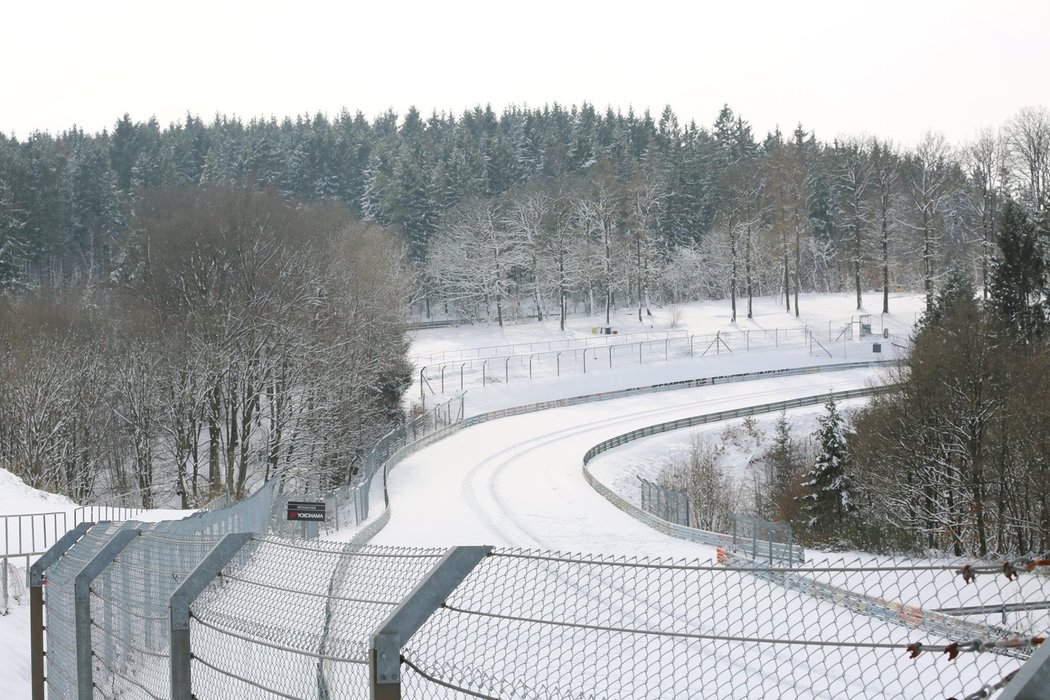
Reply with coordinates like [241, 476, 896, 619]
[0, 468, 194, 697]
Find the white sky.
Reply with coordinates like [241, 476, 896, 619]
[2, 0, 1047, 147]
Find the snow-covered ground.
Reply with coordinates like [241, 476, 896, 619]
[0, 468, 194, 697]
[410, 291, 924, 363]
[371, 368, 880, 554]
[0, 292, 930, 695]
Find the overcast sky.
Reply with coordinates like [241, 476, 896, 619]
[3, 0, 1047, 147]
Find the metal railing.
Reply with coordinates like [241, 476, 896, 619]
[638, 477, 690, 527]
[411, 328, 689, 365]
[416, 328, 902, 400]
[3, 511, 70, 558]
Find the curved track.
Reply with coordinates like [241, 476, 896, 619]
[370, 368, 881, 555]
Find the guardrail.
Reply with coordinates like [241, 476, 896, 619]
[580, 388, 887, 561]
[3, 511, 70, 558]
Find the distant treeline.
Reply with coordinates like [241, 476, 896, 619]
[1, 103, 1047, 323]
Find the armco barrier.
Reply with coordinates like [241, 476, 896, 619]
[579, 387, 890, 562]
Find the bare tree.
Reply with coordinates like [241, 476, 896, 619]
[907, 132, 959, 306]
[1006, 105, 1050, 213]
[835, 139, 874, 310]
[428, 196, 527, 327]
[869, 139, 903, 314]
[574, 168, 626, 325]
[964, 128, 1009, 298]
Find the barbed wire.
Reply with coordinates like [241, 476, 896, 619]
[962, 555, 1050, 583]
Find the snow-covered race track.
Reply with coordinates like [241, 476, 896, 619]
[369, 368, 881, 555]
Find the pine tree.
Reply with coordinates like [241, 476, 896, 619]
[760, 410, 804, 520]
[798, 397, 851, 535]
[989, 198, 1046, 342]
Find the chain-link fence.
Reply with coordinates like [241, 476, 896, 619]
[189, 538, 446, 699]
[37, 522, 1050, 699]
[402, 550, 1048, 699]
[90, 531, 223, 698]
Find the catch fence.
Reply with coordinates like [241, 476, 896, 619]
[638, 477, 690, 527]
[33, 524, 1050, 699]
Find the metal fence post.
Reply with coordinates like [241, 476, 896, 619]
[29, 522, 93, 700]
[370, 546, 491, 700]
[170, 532, 254, 700]
[74, 528, 141, 700]
[998, 638, 1050, 699]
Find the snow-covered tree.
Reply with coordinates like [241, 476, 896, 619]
[798, 397, 851, 535]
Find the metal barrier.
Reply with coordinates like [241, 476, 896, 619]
[3, 511, 70, 558]
[416, 328, 903, 399]
[579, 386, 892, 564]
[72, 505, 145, 527]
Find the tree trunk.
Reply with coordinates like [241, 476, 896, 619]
[882, 206, 890, 314]
[208, 383, 221, 495]
[746, 215, 754, 319]
[793, 225, 801, 318]
[854, 202, 863, 310]
[730, 224, 738, 323]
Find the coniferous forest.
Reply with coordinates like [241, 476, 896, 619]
[1, 102, 1049, 555]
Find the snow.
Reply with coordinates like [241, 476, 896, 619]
[0, 292, 931, 695]
[0, 468, 76, 516]
[371, 369, 880, 554]
[0, 468, 195, 698]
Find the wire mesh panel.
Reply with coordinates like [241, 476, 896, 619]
[188, 539, 445, 699]
[638, 477, 690, 527]
[153, 481, 276, 538]
[732, 513, 799, 565]
[89, 531, 222, 699]
[43, 522, 137, 700]
[400, 549, 1048, 699]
